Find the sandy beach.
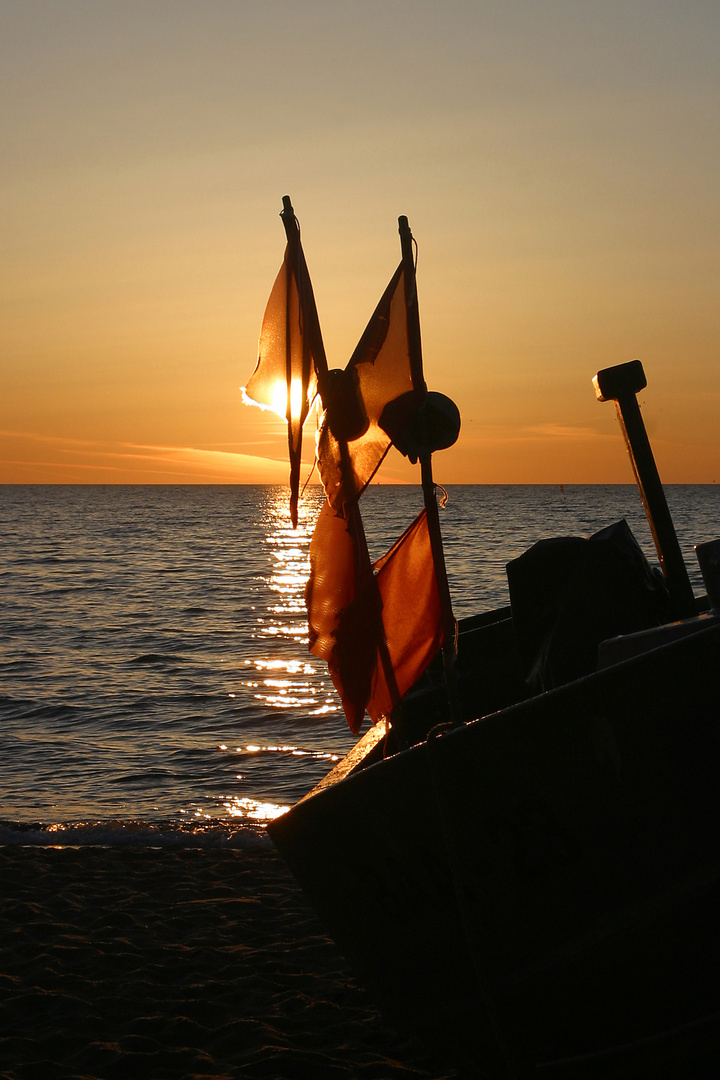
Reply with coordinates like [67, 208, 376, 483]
[0, 845, 456, 1080]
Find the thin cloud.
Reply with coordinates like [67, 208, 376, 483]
[521, 424, 609, 440]
[464, 423, 614, 444]
[0, 431, 308, 483]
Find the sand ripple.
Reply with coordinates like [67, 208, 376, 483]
[0, 846, 455, 1079]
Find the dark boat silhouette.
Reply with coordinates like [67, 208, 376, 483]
[247, 200, 720, 1077]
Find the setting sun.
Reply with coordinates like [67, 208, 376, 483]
[271, 378, 305, 423]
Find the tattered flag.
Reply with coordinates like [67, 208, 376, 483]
[306, 501, 443, 733]
[242, 224, 326, 527]
[317, 263, 423, 512]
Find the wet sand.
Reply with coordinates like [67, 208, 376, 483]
[0, 845, 456, 1079]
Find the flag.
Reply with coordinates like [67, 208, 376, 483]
[244, 207, 456, 740]
[242, 232, 326, 527]
[317, 263, 424, 512]
[306, 501, 443, 734]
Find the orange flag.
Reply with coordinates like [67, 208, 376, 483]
[243, 235, 325, 527]
[306, 502, 443, 734]
[317, 263, 424, 512]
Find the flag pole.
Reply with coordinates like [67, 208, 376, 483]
[280, 196, 329, 397]
[398, 216, 461, 726]
[275, 196, 329, 527]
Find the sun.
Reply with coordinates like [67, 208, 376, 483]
[241, 377, 307, 422]
[271, 378, 304, 422]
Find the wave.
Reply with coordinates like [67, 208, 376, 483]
[0, 818, 273, 850]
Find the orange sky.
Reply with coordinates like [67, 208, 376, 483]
[2, 1, 720, 485]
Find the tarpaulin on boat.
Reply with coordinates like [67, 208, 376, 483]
[507, 518, 672, 692]
[306, 502, 443, 733]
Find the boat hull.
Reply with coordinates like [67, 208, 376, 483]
[269, 622, 720, 1077]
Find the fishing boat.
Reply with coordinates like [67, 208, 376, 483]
[245, 200, 720, 1078]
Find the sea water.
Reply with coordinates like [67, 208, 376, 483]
[1, 483, 718, 848]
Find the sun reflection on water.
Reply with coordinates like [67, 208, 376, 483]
[222, 796, 290, 821]
[239, 487, 339, 716]
[215, 740, 341, 821]
[215, 488, 344, 824]
[218, 743, 340, 762]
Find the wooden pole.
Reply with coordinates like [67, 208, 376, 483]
[398, 216, 461, 725]
[593, 360, 696, 620]
[280, 196, 329, 395]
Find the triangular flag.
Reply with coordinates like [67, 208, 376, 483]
[317, 263, 424, 512]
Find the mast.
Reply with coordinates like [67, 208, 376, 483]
[398, 216, 461, 725]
